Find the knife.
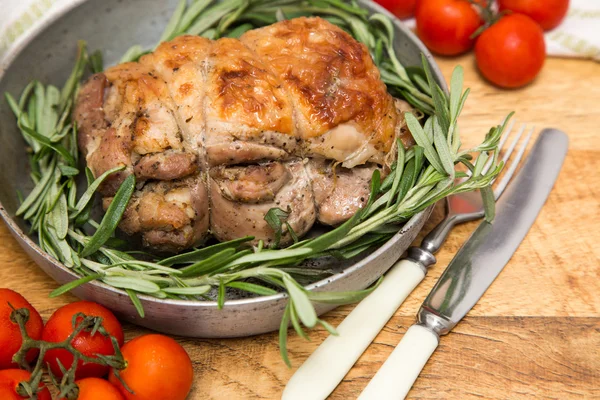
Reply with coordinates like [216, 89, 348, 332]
[358, 128, 569, 399]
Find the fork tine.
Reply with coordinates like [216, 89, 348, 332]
[481, 117, 516, 175]
[497, 117, 515, 152]
[493, 125, 535, 199]
[501, 123, 526, 165]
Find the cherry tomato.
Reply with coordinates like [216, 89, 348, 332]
[475, 14, 546, 88]
[42, 301, 124, 379]
[0, 369, 51, 400]
[59, 377, 124, 400]
[0, 289, 44, 369]
[109, 334, 193, 400]
[498, 0, 569, 31]
[375, 0, 418, 19]
[416, 0, 483, 56]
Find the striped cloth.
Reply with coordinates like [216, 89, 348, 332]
[1, 0, 599, 62]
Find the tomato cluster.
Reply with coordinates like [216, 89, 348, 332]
[0, 289, 193, 400]
[375, 0, 570, 88]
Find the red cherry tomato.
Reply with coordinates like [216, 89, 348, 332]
[42, 301, 124, 379]
[0, 289, 44, 369]
[475, 13, 546, 88]
[0, 369, 51, 400]
[498, 0, 569, 31]
[59, 377, 125, 400]
[416, 0, 483, 56]
[375, 0, 418, 19]
[109, 334, 193, 400]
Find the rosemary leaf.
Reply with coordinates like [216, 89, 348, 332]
[405, 114, 446, 175]
[119, 45, 145, 63]
[317, 318, 338, 336]
[387, 140, 405, 207]
[160, 0, 187, 42]
[89, 50, 104, 73]
[59, 165, 79, 177]
[226, 281, 278, 296]
[304, 206, 363, 253]
[397, 157, 416, 203]
[42, 85, 60, 136]
[379, 162, 396, 192]
[265, 207, 289, 248]
[216, 0, 250, 36]
[186, 0, 245, 35]
[80, 175, 135, 257]
[160, 236, 253, 266]
[102, 276, 161, 293]
[225, 23, 254, 38]
[473, 152, 489, 178]
[70, 165, 126, 219]
[51, 192, 69, 240]
[60, 41, 87, 110]
[275, 8, 287, 21]
[179, 0, 215, 33]
[45, 225, 74, 267]
[305, 278, 381, 304]
[179, 248, 236, 277]
[200, 28, 217, 39]
[224, 248, 311, 269]
[432, 116, 455, 178]
[449, 65, 463, 121]
[421, 54, 449, 131]
[217, 279, 226, 309]
[367, 169, 382, 205]
[21, 125, 76, 166]
[126, 289, 145, 317]
[481, 185, 496, 223]
[50, 274, 103, 297]
[163, 285, 212, 295]
[283, 276, 317, 328]
[105, 260, 182, 274]
[279, 304, 292, 368]
[285, 222, 299, 244]
[330, 233, 386, 257]
[16, 158, 56, 216]
[320, 0, 369, 16]
[289, 301, 310, 341]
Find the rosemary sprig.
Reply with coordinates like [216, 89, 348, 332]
[5, 0, 509, 365]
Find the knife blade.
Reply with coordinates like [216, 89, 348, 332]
[358, 128, 569, 399]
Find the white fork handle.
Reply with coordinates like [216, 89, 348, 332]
[282, 259, 426, 400]
[358, 324, 439, 400]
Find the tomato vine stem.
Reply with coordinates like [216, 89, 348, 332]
[9, 307, 130, 399]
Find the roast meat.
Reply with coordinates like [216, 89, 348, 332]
[74, 17, 414, 252]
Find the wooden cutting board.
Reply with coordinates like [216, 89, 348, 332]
[1, 55, 599, 399]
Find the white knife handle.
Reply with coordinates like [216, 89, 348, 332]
[358, 324, 439, 400]
[282, 259, 426, 400]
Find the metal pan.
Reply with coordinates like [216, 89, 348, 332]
[0, 0, 443, 337]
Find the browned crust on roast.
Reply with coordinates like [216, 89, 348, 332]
[208, 37, 294, 135]
[240, 17, 398, 152]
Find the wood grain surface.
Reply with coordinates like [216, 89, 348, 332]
[1, 55, 599, 399]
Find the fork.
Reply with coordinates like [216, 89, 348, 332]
[282, 121, 533, 400]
